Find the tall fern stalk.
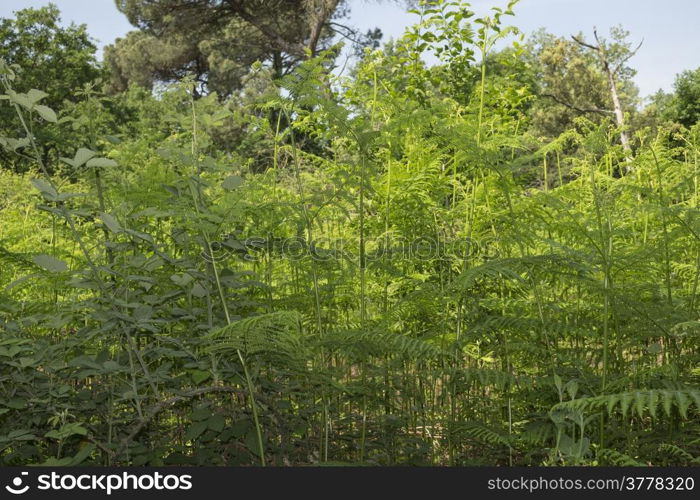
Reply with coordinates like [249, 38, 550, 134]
[1, 0, 699, 467]
[187, 89, 266, 466]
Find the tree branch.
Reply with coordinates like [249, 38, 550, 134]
[329, 21, 364, 45]
[614, 38, 644, 75]
[571, 35, 598, 52]
[224, 0, 307, 58]
[542, 93, 613, 116]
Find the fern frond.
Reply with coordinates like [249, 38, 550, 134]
[598, 448, 644, 466]
[553, 389, 700, 420]
[321, 326, 448, 361]
[454, 422, 511, 447]
[205, 310, 305, 362]
[658, 443, 698, 465]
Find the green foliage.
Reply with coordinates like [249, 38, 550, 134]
[0, 0, 698, 467]
[672, 68, 700, 128]
[0, 4, 99, 105]
[650, 68, 700, 129]
[106, 0, 348, 96]
[526, 28, 639, 138]
[0, 4, 100, 172]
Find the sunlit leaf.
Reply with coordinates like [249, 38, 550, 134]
[86, 157, 118, 168]
[32, 254, 68, 273]
[34, 104, 57, 123]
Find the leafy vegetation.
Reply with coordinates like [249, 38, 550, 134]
[0, 0, 698, 467]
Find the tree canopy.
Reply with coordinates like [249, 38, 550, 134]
[105, 0, 349, 96]
[669, 67, 700, 128]
[526, 28, 639, 139]
[1, 0, 699, 468]
[0, 4, 99, 103]
[0, 4, 101, 172]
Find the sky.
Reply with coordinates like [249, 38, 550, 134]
[1, 0, 698, 99]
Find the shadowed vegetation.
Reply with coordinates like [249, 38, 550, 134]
[0, 0, 698, 466]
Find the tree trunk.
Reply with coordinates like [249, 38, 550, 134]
[572, 31, 635, 165]
[603, 61, 632, 157]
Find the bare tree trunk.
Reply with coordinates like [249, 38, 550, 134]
[572, 30, 641, 164]
[603, 60, 632, 156]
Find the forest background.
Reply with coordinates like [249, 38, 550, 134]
[0, 0, 699, 466]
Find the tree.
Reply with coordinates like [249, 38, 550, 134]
[571, 26, 643, 157]
[638, 67, 700, 133]
[527, 32, 610, 138]
[0, 4, 100, 105]
[670, 68, 700, 128]
[526, 28, 640, 145]
[105, 0, 349, 96]
[0, 4, 101, 172]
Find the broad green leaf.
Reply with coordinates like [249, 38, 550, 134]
[229, 420, 250, 438]
[1, 137, 30, 152]
[99, 212, 122, 233]
[38, 444, 95, 466]
[184, 421, 207, 441]
[105, 135, 122, 144]
[553, 374, 562, 392]
[191, 407, 211, 422]
[163, 185, 180, 197]
[565, 380, 579, 400]
[5, 398, 27, 410]
[191, 282, 208, 298]
[8, 90, 32, 109]
[63, 423, 88, 436]
[56, 191, 85, 202]
[191, 369, 210, 384]
[45, 423, 87, 440]
[86, 157, 118, 168]
[74, 147, 97, 167]
[171, 273, 194, 287]
[31, 178, 58, 199]
[132, 304, 153, 320]
[68, 443, 96, 466]
[125, 228, 153, 243]
[102, 360, 121, 373]
[19, 357, 38, 368]
[27, 89, 48, 104]
[7, 429, 35, 441]
[33, 254, 68, 273]
[245, 430, 262, 456]
[34, 104, 58, 123]
[207, 415, 225, 432]
[59, 156, 77, 167]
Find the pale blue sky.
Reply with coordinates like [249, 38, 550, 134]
[1, 0, 698, 99]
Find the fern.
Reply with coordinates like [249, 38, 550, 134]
[553, 389, 700, 420]
[321, 326, 449, 361]
[205, 310, 305, 363]
[658, 443, 700, 465]
[454, 422, 511, 447]
[598, 448, 644, 466]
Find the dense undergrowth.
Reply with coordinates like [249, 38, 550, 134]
[0, 1, 699, 466]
